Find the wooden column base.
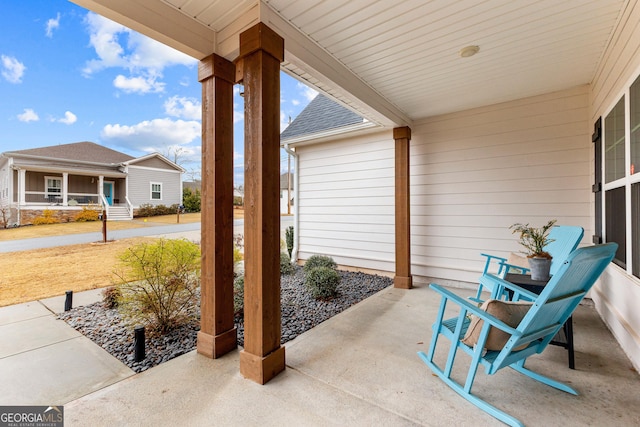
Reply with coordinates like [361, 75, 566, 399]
[394, 275, 413, 289]
[196, 328, 237, 359]
[239, 346, 286, 384]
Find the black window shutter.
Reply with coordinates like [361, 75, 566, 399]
[593, 118, 603, 244]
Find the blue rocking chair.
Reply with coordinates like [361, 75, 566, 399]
[418, 243, 617, 427]
[472, 225, 584, 303]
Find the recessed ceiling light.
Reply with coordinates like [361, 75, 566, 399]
[459, 45, 480, 58]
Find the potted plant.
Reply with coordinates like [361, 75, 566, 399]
[509, 219, 557, 281]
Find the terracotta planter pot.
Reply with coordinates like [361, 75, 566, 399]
[528, 257, 552, 281]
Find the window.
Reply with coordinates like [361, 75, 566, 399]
[151, 182, 162, 200]
[601, 73, 640, 276]
[45, 176, 62, 198]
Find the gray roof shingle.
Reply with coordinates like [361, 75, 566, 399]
[280, 94, 363, 140]
[6, 141, 134, 164]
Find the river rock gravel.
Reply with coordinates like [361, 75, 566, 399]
[58, 267, 392, 373]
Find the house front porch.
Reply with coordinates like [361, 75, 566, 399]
[61, 283, 639, 426]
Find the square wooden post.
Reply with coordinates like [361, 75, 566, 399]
[236, 23, 286, 384]
[196, 54, 237, 359]
[394, 126, 413, 289]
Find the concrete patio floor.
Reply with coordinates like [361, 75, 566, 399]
[55, 282, 639, 426]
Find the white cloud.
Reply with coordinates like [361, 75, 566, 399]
[291, 99, 300, 106]
[45, 13, 61, 38]
[58, 111, 77, 125]
[113, 74, 165, 94]
[101, 118, 201, 152]
[164, 96, 201, 120]
[17, 108, 39, 122]
[298, 82, 318, 102]
[1, 55, 26, 84]
[82, 12, 196, 94]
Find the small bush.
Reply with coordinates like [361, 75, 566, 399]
[102, 286, 121, 309]
[280, 252, 294, 275]
[32, 209, 60, 225]
[113, 238, 201, 334]
[135, 203, 179, 218]
[233, 196, 243, 207]
[182, 188, 201, 212]
[75, 206, 100, 222]
[285, 226, 294, 257]
[233, 275, 244, 316]
[305, 266, 340, 300]
[303, 255, 337, 273]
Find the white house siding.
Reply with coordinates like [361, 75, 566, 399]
[589, 1, 640, 372]
[411, 85, 591, 285]
[127, 166, 182, 207]
[297, 87, 592, 285]
[297, 131, 396, 271]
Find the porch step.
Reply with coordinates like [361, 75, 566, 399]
[107, 206, 131, 221]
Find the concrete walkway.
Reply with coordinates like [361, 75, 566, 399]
[0, 289, 133, 405]
[2, 284, 638, 426]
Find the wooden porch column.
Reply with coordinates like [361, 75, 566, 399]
[196, 54, 237, 359]
[18, 169, 26, 205]
[236, 23, 286, 384]
[62, 172, 68, 206]
[394, 126, 413, 289]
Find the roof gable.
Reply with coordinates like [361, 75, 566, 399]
[281, 94, 363, 141]
[6, 142, 134, 164]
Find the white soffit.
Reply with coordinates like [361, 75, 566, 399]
[265, 0, 627, 120]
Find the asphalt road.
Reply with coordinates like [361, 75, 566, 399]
[0, 217, 294, 253]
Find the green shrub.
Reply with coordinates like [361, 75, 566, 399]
[101, 286, 121, 309]
[233, 196, 243, 206]
[285, 226, 294, 257]
[233, 275, 244, 316]
[134, 203, 179, 218]
[182, 188, 201, 212]
[280, 252, 294, 275]
[75, 206, 100, 222]
[112, 238, 201, 334]
[303, 255, 337, 273]
[32, 209, 60, 225]
[304, 266, 340, 300]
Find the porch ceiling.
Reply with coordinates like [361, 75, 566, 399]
[71, 0, 627, 126]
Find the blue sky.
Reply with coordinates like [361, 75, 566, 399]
[0, 1, 317, 184]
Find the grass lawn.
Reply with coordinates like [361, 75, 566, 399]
[0, 208, 249, 307]
[0, 237, 156, 307]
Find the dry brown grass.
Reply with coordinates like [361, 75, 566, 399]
[0, 209, 247, 307]
[0, 237, 155, 307]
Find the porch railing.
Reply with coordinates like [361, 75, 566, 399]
[24, 192, 100, 205]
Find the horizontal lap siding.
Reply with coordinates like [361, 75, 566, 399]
[127, 167, 181, 207]
[412, 85, 591, 283]
[297, 131, 395, 271]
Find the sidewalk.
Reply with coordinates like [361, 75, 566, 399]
[0, 289, 134, 405]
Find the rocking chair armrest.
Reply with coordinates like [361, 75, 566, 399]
[429, 284, 520, 335]
[479, 274, 539, 301]
[501, 262, 530, 275]
[479, 253, 508, 274]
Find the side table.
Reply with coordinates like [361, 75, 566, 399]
[504, 273, 575, 369]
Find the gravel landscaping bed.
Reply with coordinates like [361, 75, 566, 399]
[58, 267, 392, 373]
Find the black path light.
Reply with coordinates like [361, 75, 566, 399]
[134, 326, 146, 362]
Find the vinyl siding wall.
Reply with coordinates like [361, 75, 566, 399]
[297, 85, 591, 285]
[297, 131, 396, 271]
[588, 1, 640, 372]
[127, 166, 182, 207]
[411, 85, 591, 284]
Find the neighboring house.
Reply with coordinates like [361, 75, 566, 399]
[279, 172, 293, 213]
[0, 141, 184, 225]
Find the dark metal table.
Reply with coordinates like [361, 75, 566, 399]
[504, 273, 575, 369]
